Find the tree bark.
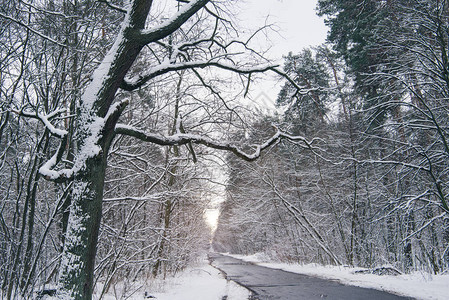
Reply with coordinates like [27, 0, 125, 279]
[57, 154, 108, 299]
[55, 2, 149, 298]
[54, 1, 211, 298]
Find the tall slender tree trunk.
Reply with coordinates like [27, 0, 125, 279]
[153, 74, 183, 277]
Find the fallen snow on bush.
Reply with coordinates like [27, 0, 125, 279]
[228, 253, 448, 300]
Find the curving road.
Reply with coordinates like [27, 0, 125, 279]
[209, 253, 413, 300]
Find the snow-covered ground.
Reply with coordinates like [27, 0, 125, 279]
[95, 258, 251, 300]
[45, 252, 448, 299]
[89, 252, 448, 300]
[227, 253, 449, 300]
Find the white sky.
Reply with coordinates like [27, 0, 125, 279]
[204, 1, 328, 231]
[235, 0, 328, 110]
[238, 0, 328, 59]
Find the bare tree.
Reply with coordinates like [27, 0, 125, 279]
[2, 0, 313, 298]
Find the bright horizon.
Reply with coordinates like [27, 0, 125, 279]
[205, 0, 328, 232]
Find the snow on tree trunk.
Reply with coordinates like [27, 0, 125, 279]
[57, 156, 107, 299]
[54, 3, 145, 298]
[53, 1, 211, 298]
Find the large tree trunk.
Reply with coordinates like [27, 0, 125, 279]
[53, 1, 211, 297]
[55, 2, 150, 298]
[57, 153, 108, 299]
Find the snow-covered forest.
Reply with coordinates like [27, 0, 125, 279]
[215, 0, 449, 274]
[1, 0, 448, 299]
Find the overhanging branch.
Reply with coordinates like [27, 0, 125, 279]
[128, 0, 210, 45]
[115, 124, 315, 161]
[121, 60, 280, 91]
[97, 0, 127, 13]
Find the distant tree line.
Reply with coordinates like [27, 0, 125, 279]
[214, 0, 449, 274]
[1, 0, 302, 299]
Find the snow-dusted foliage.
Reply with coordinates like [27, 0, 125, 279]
[1, 0, 300, 299]
[214, 0, 449, 275]
[3, 0, 448, 299]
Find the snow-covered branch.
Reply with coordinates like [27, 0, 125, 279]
[38, 100, 129, 182]
[349, 158, 431, 172]
[402, 212, 446, 242]
[115, 124, 315, 162]
[0, 11, 67, 48]
[97, 0, 127, 13]
[121, 60, 280, 91]
[128, 0, 210, 45]
[13, 108, 68, 138]
[39, 134, 71, 181]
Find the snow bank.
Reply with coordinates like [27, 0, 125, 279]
[227, 253, 449, 300]
[95, 259, 250, 300]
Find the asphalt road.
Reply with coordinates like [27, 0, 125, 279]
[209, 253, 413, 300]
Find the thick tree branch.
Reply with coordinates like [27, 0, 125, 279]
[12, 108, 68, 138]
[38, 132, 71, 182]
[121, 60, 280, 91]
[38, 100, 129, 182]
[115, 124, 315, 162]
[97, 0, 127, 13]
[127, 0, 210, 45]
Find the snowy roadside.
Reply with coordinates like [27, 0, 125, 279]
[227, 253, 448, 300]
[94, 258, 251, 300]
